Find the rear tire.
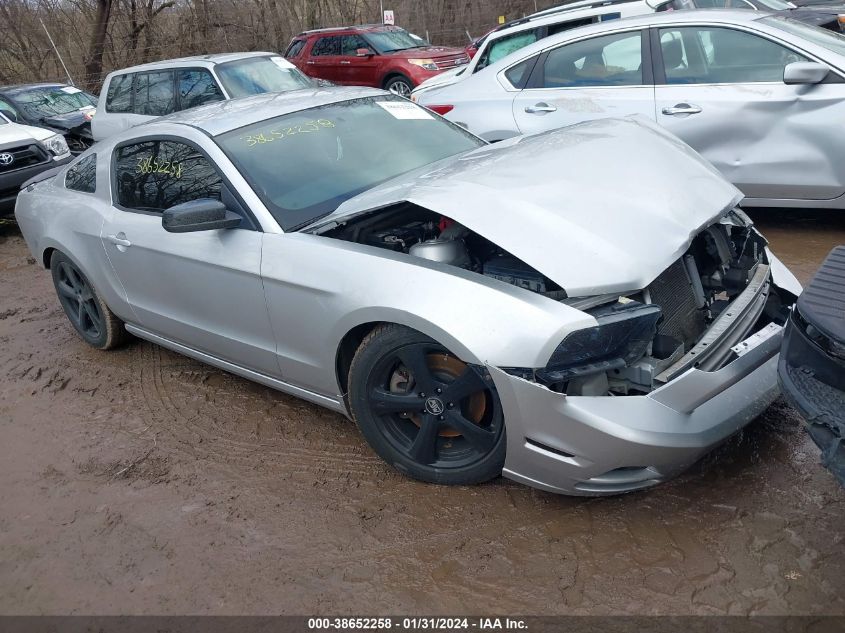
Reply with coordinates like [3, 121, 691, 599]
[50, 251, 128, 350]
[348, 324, 506, 485]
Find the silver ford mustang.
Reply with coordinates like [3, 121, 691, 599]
[15, 87, 802, 495]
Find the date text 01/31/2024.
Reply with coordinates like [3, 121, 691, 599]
[307, 618, 529, 630]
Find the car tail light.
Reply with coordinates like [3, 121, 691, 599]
[427, 105, 454, 116]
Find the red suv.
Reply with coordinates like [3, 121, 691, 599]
[285, 25, 470, 97]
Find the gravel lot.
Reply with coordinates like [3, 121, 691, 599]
[0, 210, 843, 615]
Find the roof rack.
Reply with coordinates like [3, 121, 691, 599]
[492, 0, 642, 33]
[299, 23, 397, 35]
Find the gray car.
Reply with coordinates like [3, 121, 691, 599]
[414, 10, 845, 210]
[15, 87, 802, 495]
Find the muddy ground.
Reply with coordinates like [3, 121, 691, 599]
[0, 210, 843, 616]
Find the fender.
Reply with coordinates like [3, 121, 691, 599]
[260, 232, 595, 399]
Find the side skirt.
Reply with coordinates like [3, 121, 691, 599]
[124, 323, 348, 415]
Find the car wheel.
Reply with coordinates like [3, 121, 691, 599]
[384, 75, 414, 97]
[348, 324, 506, 485]
[50, 251, 128, 350]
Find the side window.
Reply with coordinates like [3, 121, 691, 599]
[311, 36, 341, 56]
[285, 39, 306, 58]
[477, 30, 539, 72]
[659, 27, 808, 84]
[178, 69, 224, 111]
[105, 74, 133, 113]
[504, 57, 537, 88]
[540, 31, 643, 88]
[133, 71, 175, 116]
[341, 35, 370, 56]
[65, 154, 97, 194]
[115, 140, 222, 212]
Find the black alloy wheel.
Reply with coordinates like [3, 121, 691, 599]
[349, 324, 506, 485]
[50, 251, 128, 350]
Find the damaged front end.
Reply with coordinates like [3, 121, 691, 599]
[490, 210, 798, 495]
[40, 112, 94, 155]
[540, 209, 793, 399]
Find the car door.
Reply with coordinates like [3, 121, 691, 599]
[339, 35, 380, 86]
[305, 35, 343, 82]
[511, 29, 656, 136]
[653, 24, 845, 201]
[101, 135, 279, 376]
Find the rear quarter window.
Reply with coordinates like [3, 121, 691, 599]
[504, 57, 538, 88]
[286, 39, 306, 58]
[65, 154, 97, 194]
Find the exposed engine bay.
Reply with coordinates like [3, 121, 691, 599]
[319, 203, 794, 397]
[320, 202, 566, 298]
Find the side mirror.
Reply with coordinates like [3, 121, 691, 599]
[3, 110, 18, 122]
[162, 199, 241, 233]
[356, 48, 374, 57]
[784, 61, 829, 85]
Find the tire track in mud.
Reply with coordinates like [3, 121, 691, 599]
[131, 342, 383, 482]
[124, 333, 582, 606]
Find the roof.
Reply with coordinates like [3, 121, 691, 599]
[529, 0, 648, 20]
[499, 0, 649, 31]
[104, 51, 276, 76]
[149, 85, 386, 136]
[298, 24, 405, 36]
[484, 8, 772, 63]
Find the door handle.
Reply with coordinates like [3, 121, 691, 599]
[105, 233, 131, 248]
[524, 102, 557, 114]
[662, 103, 702, 116]
[306, 61, 315, 65]
[340, 60, 351, 64]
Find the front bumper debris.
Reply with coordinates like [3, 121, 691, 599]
[491, 323, 783, 496]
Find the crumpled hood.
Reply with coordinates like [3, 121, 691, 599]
[41, 109, 93, 138]
[324, 116, 743, 297]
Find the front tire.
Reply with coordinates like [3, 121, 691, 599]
[348, 324, 506, 485]
[50, 251, 128, 350]
[384, 75, 414, 97]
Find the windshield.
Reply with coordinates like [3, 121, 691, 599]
[217, 96, 484, 231]
[761, 15, 845, 56]
[216, 56, 315, 98]
[9, 86, 96, 120]
[364, 28, 426, 53]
